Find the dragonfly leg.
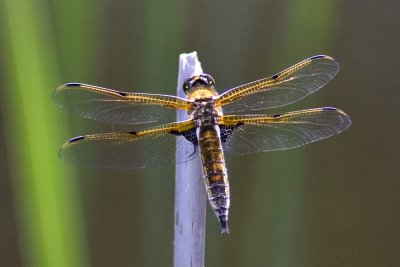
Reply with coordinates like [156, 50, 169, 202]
[188, 144, 198, 158]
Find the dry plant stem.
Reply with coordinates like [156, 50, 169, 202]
[174, 52, 206, 267]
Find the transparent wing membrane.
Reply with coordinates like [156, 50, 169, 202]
[59, 120, 197, 169]
[53, 83, 193, 124]
[218, 55, 340, 113]
[220, 107, 351, 155]
[54, 55, 352, 170]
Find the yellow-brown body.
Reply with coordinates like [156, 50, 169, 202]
[56, 56, 352, 235]
[198, 125, 230, 233]
[186, 77, 230, 233]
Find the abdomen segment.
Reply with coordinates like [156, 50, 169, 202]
[198, 125, 230, 233]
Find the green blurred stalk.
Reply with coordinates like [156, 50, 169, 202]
[139, 1, 189, 265]
[267, 1, 338, 266]
[279, 0, 336, 60]
[1, 1, 89, 266]
[232, 1, 338, 266]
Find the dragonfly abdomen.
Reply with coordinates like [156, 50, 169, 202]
[198, 125, 230, 234]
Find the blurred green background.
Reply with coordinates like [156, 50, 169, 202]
[1, 0, 399, 266]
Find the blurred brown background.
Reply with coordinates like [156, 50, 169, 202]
[1, 0, 399, 266]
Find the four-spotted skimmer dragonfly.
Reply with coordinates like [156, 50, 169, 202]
[53, 55, 351, 233]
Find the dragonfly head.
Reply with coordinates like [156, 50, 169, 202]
[183, 73, 216, 95]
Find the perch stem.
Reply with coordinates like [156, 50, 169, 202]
[174, 52, 206, 267]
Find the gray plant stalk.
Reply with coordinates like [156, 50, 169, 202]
[174, 52, 206, 267]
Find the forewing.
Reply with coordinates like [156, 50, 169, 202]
[59, 120, 197, 169]
[217, 55, 340, 113]
[53, 83, 193, 124]
[220, 107, 351, 155]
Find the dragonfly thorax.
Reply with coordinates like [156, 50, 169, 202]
[191, 99, 222, 126]
[55, 55, 351, 234]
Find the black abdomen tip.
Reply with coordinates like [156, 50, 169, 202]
[219, 217, 229, 234]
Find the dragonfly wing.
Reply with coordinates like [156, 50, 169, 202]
[220, 107, 351, 155]
[217, 55, 340, 113]
[53, 83, 193, 124]
[59, 120, 198, 169]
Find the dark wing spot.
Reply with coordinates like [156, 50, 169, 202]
[322, 107, 337, 111]
[272, 73, 280, 80]
[65, 83, 82, 87]
[118, 91, 127, 96]
[310, 55, 326, 60]
[129, 131, 137, 135]
[273, 113, 282, 118]
[69, 136, 85, 143]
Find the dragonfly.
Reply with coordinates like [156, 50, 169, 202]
[53, 55, 351, 234]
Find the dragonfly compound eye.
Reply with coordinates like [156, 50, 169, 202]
[182, 79, 191, 94]
[201, 74, 215, 87]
